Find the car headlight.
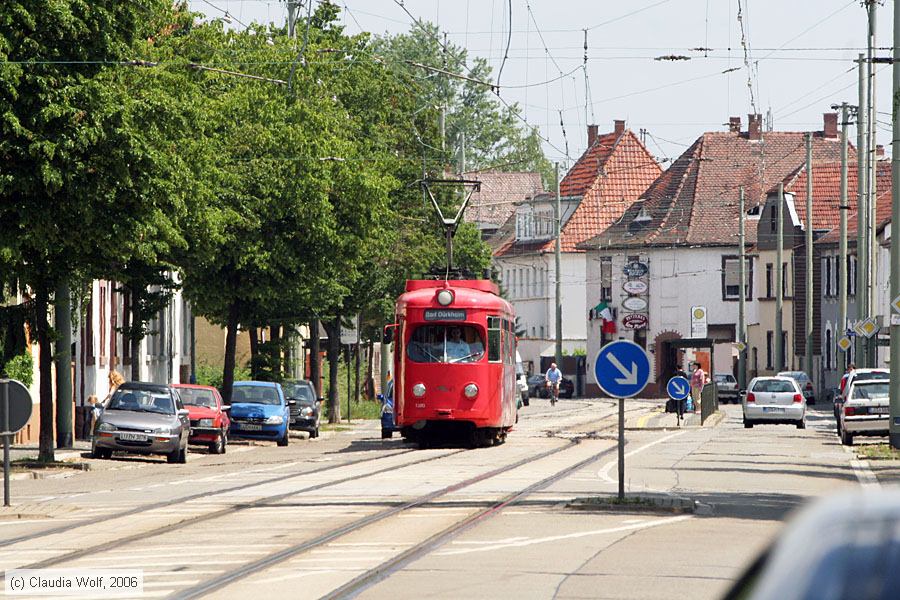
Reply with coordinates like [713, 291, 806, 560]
[153, 426, 172, 435]
[412, 383, 426, 398]
[97, 422, 116, 432]
[300, 407, 313, 416]
[198, 419, 214, 427]
[265, 415, 284, 425]
[463, 383, 479, 399]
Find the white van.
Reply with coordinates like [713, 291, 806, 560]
[515, 351, 529, 407]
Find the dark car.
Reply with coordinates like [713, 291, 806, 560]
[92, 382, 190, 464]
[378, 380, 399, 439]
[526, 374, 575, 399]
[282, 379, 321, 438]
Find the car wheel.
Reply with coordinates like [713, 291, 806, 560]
[167, 448, 180, 464]
[209, 431, 226, 454]
[311, 427, 319, 439]
[743, 419, 753, 429]
[796, 419, 806, 430]
[178, 445, 188, 464]
[840, 429, 854, 446]
[277, 430, 289, 447]
[91, 445, 104, 459]
[381, 429, 392, 439]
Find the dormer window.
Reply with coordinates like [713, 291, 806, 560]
[634, 207, 651, 223]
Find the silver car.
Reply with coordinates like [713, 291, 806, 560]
[838, 379, 890, 446]
[92, 382, 190, 464]
[715, 373, 739, 403]
[777, 371, 816, 404]
[742, 376, 806, 429]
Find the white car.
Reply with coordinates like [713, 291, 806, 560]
[515, 351, 529, 406]
[839, 379, 890, 446]
[742, 376, 806, 429]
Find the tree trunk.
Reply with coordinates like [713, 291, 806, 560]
[248, 327, 259, 379]
[34, 285, 55, 462]
[365, 338, 375, 399]
[283, 327, 292, 378]
[222, 301, 240, 405]
[353, 322, 360, 404]
[130, 293, 141, 381]
[323, 316, 341, 423]
[310, 318, 321, 397]
[270, 325, 281, 380]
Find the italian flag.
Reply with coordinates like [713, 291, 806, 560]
[593, 301, 617, 334]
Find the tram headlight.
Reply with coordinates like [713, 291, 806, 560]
[436, 289, 454, 306]
[412, 383, 427, 398]
[463, 383, 479, 399]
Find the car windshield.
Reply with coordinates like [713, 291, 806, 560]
[851, 382, 889, 399]
[853, 371, 890, 383]
[107, 389, 175, 414]
[752, 380, 796, 393]
[407, 325, 485, 364]
[778, 372, 808, 381]
[282, 382, 315, 403]
[179, 388, 217, 408]
[715, 375, 735, 383]
[231, 386, 281, 405]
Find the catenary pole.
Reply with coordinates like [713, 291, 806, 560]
[867, 1, 878, 365]
[857, 53, 869, 366]
[805, 133, 814, 379]
[839, 103, 849, 371]
[889, 0, 900, 449]
[775, 183, 785, 372]
[738, 186, 747, 390]
[555, 162, 563, 367]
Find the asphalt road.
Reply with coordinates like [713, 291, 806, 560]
[0, 398, 888, 599]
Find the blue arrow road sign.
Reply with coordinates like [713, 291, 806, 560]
[666, 376, 691, 400]
[593, 340, 651, 399]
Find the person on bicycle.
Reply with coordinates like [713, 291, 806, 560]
[545, 363, 562, 404]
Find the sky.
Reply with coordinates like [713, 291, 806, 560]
[187, 0, 896, 170]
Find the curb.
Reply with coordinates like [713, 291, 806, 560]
[567, 493, 699, 514]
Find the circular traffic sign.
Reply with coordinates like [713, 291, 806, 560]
[592, 340, 651, 399]
[0, 379, 32, 434]
[666, 376, 691, 400]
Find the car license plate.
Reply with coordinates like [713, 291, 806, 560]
[118, 432, 148, 442]
[239, 423, 263, 431]
[762, 407, 785, 413]
[872, 407, 890, 415]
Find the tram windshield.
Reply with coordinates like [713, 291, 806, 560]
[407, 325, 485, 363]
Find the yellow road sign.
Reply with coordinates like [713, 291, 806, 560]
[837, 336, 852, 352]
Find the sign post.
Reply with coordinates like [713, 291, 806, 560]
[592, 341, 651, 500]
[1, 379, 33, 507]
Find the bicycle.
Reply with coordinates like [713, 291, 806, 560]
[547, 381, 559, 405]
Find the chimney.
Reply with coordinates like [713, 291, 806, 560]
[823, 112, 838, 139]
[587, 124, 598, 147]
[728, 116, 741, 133]
[877, 144, 885, 158]
[614, 119, 626, 135]
[747, 113, 762, 140]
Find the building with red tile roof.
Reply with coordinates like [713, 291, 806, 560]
[491, 121, 661, 375]
[462, 170, 545, 237]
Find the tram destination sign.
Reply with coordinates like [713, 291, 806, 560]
[424, 309, 467, 321]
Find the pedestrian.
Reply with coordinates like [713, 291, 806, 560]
[674, 365, 689, 417]
[88, 395, 101, 438]
[104, 370, 125, 407]
[690, 361, 708, 413]
[839, 363, 856, 394]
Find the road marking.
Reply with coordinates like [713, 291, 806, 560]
[635, 412, 656, 429]
[596, 430, 688, 484]
[849, 458, 881, 489]
[436, 515, 692, 556]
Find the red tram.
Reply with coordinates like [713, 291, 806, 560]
[392, 278, 518, 448]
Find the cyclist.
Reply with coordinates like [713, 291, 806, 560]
[545, 362, 562, 405]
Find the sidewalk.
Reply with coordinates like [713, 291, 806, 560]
[626, 403, 725, 429]
[6, 440, 92, 463]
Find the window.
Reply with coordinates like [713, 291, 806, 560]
[848, 255, 856, 297]
[600, 257, 612, 301]
[99, 284, 107, 366]
[825, 327, 833, 370]
[824, 257, 833, 298]
[525, 270, 531, 298]
[407, 325, 486, 364]
[766, 263, 773, 298]
[766, 331, 773, 369]
[487, 317, 501, 362]
[722, 256, 752, 300]
[511, 270, 517, 298]
[780, 332, 788, 369]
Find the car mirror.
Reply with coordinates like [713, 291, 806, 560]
[177, 408, 190, 417]
[221, 405, 231, 411]
[739, 390, 747, 396]
[317, 397, 324, 403]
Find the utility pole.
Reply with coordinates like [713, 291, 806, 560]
[555, 162, 563, 367]
[857, 53, 869, 366]
[866, 1, 878, 366]
[459, 131, 466, 175]
[738, 186, 747, 390]
[805, 133, 814, 379]
[839, 103, 850, 372]
[285, 1, 297, 38]
[775, 182, 784, 373]
[889, 0, 900, 450]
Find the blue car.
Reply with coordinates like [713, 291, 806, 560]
[378, 380, 399, 439]
[228, 381, 292, 446]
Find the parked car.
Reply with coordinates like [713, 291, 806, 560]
[173, 384, 230, 454]
[228, 381, 292, 446]
[516, 351, 529, 407]
[378, 380, 399, 439]
[835, 368, 889, 430]
[281, 379, 321, 438]
[92, 382, 190, 463]
[714, 373, 739, 403]
[742, 376, 806, 429]
[526, 374, 575, 399]
[838, 379, 890, 446]
[777, 371, 816, 404]
[723, 489, 900, 600]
